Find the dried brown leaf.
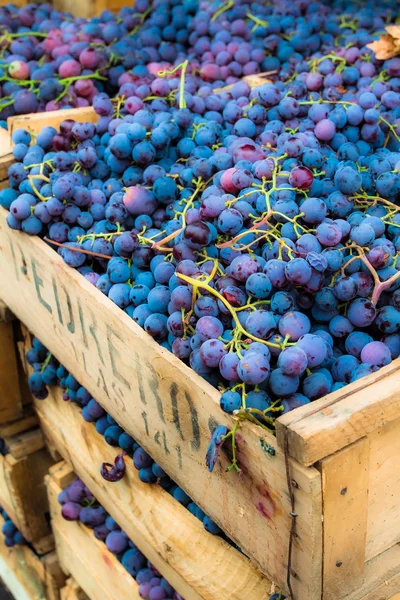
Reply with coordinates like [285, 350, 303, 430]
[385, 25, 400, 41]
[367, 35, 399, 60]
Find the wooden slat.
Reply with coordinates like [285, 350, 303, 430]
[47, 471, 142, 600]
[0, 320, 23, 424]
[7, 107, 97, 140]
[61, 578, 90, 600]
[0, 444, 53, 549]
[7, 428, 45, 460]
[366, 416, 400, 562]
[0, 206, 323, 599]
[0, 513, 62, 600]
[341, 543, 400, 600]
[35, 385, 274, 600]
[320, 438, 370, 600]
[276, 359, 400, 466]
[0, 414, 38, 439]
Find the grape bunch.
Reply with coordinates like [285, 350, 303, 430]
[0, 507, 26, 547]
[59, 478, 183, 600]
[25, 337, 224, 537]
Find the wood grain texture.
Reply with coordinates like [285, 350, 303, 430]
[276, 359, 400, 466]
[7, 107, 97, 139]
[1, 206, 323, 599]
[36, 385, 274, 600]
[0, 436, 53, 548]
[366, 416, 400, 562]
[341, 543, 400, 600]
[0, 320, 23, 424]
[61, 578, 90, 600]
[0, 513, 63, 600]
[320, 438, 370, 600]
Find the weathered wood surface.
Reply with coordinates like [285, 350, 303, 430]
[0, 512, 63, 600]
[37, 384, 274, 600]
[61, 578, 90, 600]
[0, 320, 23, 424]
[0, 206, 323, 598]
[320, 439, 370, 600]
[0, 429, 53, 549]
[276, 359, 400, 466]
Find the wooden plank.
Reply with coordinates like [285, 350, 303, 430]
[7, 107, 97, 139]
[6, 428, 45, 459]
[0, 207, 323, 599]
[341, 543, 400, 600]
[320, 438, 370, 600]
[0, 445, 53, 548]
[0, 320, 23, 424]
[48, 473, 143, 600]
[0, 513, 48, 600]
[366, 416, 400, 562]
[276, 359, 400, 466]
[0, 414, 38, 439]
[61, 578, 90, 600]
[36, 386, 275, 600]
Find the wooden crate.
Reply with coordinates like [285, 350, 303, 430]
[52, 0, 132, 17]
[0, 421, 55, 554]
[1, 108, 400, 598]
[0, 300, 26, 425]
[48, 461, 145, 600]
[20, 337, 272, 600]
[61, 578, 90, 600]
[0, 511, 65, 600]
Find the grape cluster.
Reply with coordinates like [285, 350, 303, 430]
[25, 337, 224, 537]
[59, 478, 183, 600]
[0, 507, 26, 547]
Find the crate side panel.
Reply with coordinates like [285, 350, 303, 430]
[0, 321, 23, 423]
[0, 208, 323, 599]
[366, 415, 400, 561]
[341, 543, 400, 600]
[321, 438, 369, 600]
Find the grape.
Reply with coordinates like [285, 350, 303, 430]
[279, 312, 311, 342]
[277, 347, 308, 377]
[360, 342, 392, 367]
[237, 352, 270, 385]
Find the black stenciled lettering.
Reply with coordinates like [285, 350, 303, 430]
[185, 391, 200, 452]
[18, 244, 27, 276]
[97, 369, 110, 399]
[208, 416, 218, 434]
[141, 411, 149, 436]
[88, 311, 104, 365]
[154, 431, 161, 446]
[146, 362, 166, 424]
[61, 285, 75, 333]
[77, 297, 88, 348]
[169, 382, 184, 441]
[106, 325, 131, 390]
[162, 431, 170, 456]
[31, 258, 52, 314]
[111, 381, 126, 412]
[9, 239, 20, 281]
[175, 445, 182, 470]
[132, 350, 146, 405]
[82, 351, 87, 372]
[52, 277, 63, 324]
